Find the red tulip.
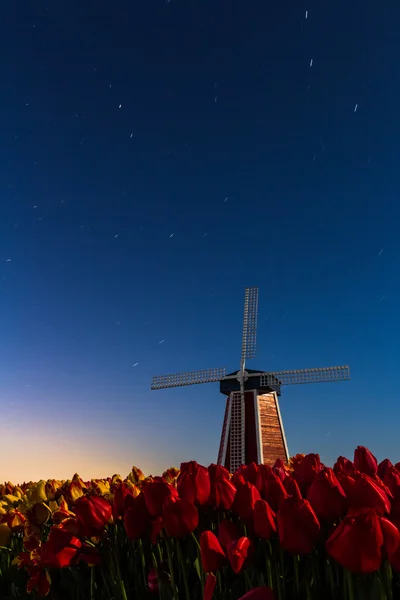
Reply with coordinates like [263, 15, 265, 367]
[259, 465, 288, 511]
[204, 574, 217, 600]
[143, 477, 179, 517]
[200, 531, 227, 573]
[233, 482, 261, 524]
[333, 456, 356, 477]
[292, 453, 322, 494]
[239, 588, 275, 600]
[283, 476, 300, 497]
[254, 499, 276, 539]
[148, 568, 159, 594]
[278, 487, 320, 554]
[307, 467, 347, 521]
[124, 493, 151, 540]
[234, 463, 263, 491]
[326, 508, 400, 573]
[340, 472, 391, 514]
[378, 459, 393, 479]
[218, 519, 241, 552]
[383, 467, 400, 496]
[354, 446, 378, 477]
[73, 495, 112, 535]
[208, 464, 237, 510]
[228, 536, 252, 573]
[163, 495, 199, 537]
[41, 527, 82, 568]
[178, 461, 210, 505]
[113, 481, 134, 519]
[26, 567, 51, 596]
[272, 459, 289, 482]
[74, 544, 101, 567]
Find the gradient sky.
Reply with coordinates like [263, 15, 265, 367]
[1, 1, 400, 482]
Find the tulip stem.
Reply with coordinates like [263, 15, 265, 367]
[345, 569, 355, 600]
[177, 539, 191, 600]
[90, 566, 95, 600]
[293, 555, 300, 595]
[163, 532, 179, 600]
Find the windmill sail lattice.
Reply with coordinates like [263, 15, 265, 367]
[151, 287, 350, 471]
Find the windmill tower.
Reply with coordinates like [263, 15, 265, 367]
[151, 287, 350, 472]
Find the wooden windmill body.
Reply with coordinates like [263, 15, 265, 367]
[151, 287, 350, 472]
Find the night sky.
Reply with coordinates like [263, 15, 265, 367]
[2, 1, 400, 482]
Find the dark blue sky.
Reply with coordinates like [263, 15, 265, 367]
[1, 0, 400, 480]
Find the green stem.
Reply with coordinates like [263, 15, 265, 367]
[345, 570, 355, 600]
[265, 555, 273, 590]
[294, 555, 300, 595]
[163, 532, 178, 600]
[177, 539, 191, 600]
[90, 566, 95, 600]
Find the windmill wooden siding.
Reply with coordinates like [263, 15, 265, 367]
[218, 390, 289, 470]
[258, 393, 288, 465]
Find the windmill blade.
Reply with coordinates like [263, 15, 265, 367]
[241, 287, 259, 362]
[151, 367, 226, 390]
[260, 365, 350, 388]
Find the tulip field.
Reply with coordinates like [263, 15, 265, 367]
[2, 448, 400, 599]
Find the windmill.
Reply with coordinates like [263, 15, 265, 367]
[151, 287, 350, 472]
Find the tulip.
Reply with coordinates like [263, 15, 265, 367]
[128, 466, 146, 485]
[150, 516, 163, 545]
[260, 466, 288, 511]
[217, 520, 253, 573]
[292, 453, 322, 494]
[91, 479, 110, 496]
[307, 467, 347, 521]
[354, 446, 378, 477]
[51, 497, 75, 524]
[74, 495, 112, 535]
[74, 544, 101, 567]
[143, 477, 179, 517]
[23, 521, 42, 551]
[239, 587, 275, 600]
[233, 481, 261, 524]
[113, 481, 135, 519]
[234, 463, 263, 491]
[45, 480, 60, 501]
[208, 464, 237, 510]
[200, 531, 227, 572]
[278, 483, 320, 554]
[0, 523, 11, 547]
[59, 517, 84, 538]
[340, 472, 391, 514]
[64, 481, 85, 503]
[124, 492, 151, 540]
[326, 508, 400, 573]
[218, 519, 242, 552]
[283, 476, 300, 497]
[26, 567, 51, 596]
[273, 458, 290, 481]
[26, 481, 47, 505]
[204, 573, 217, 600]
[41, 526, 82, 568]
[28, 502, 52, 526]
[1, 509, 26, 529]
[178, 461, 210, 505]
[378, 459, 393, 479]
[254, 499, 276, 540]
[162, 467, 180, 486]
[333, 456, 356, 476]
[163, 495, 199, 537]
[228, 536, 252, 573]
[148, 567, 159, 593]
[383, 467, 400, 496]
